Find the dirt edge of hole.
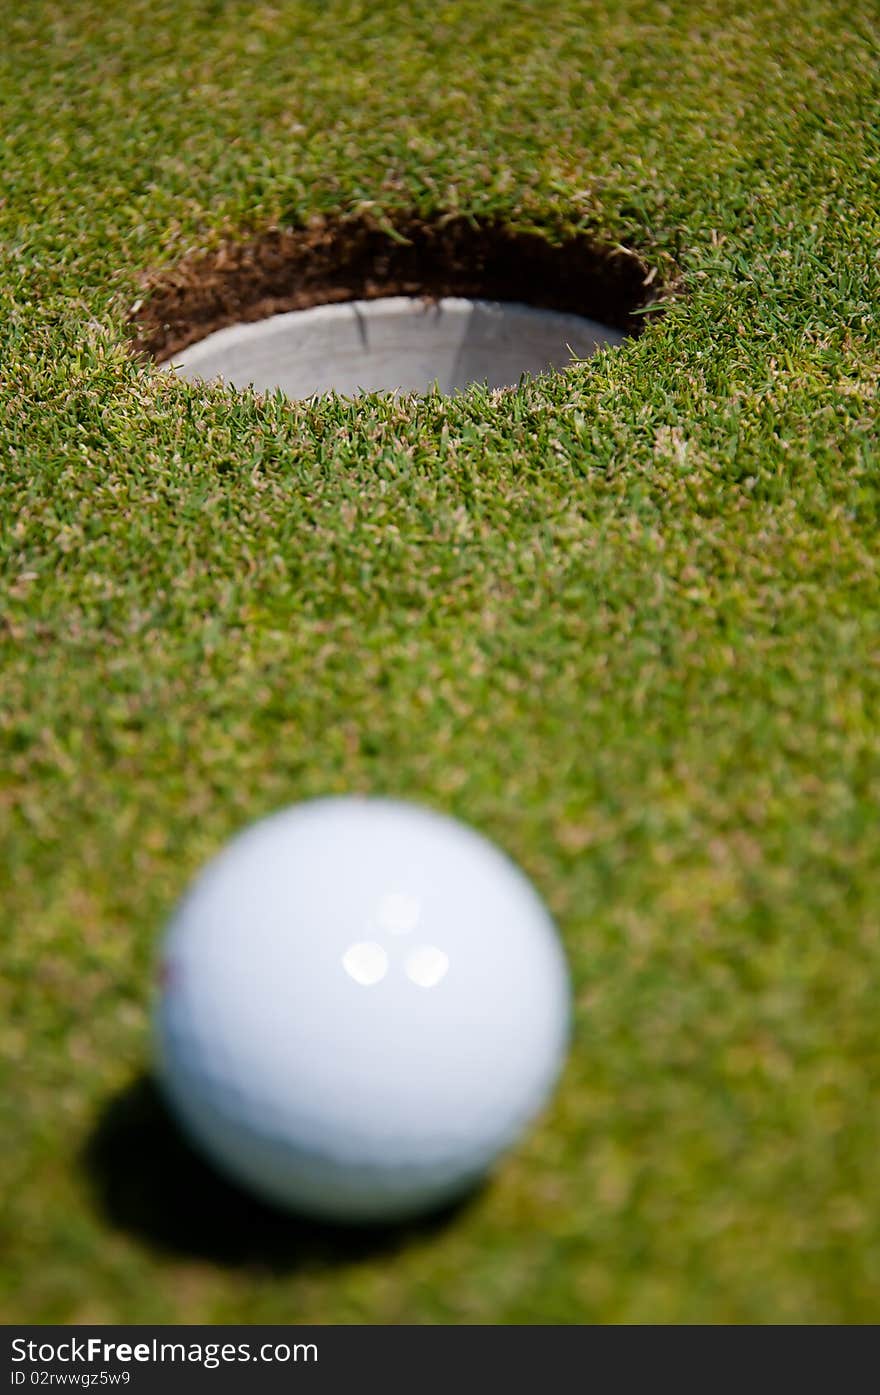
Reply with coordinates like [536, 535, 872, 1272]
[128, 211, 678, 364]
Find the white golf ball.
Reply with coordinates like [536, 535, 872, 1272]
[155, 796, 570, 1222]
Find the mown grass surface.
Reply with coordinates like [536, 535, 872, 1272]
[2, 0, 879, 1322]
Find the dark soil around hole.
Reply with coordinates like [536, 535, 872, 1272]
[128, 213, 671, 363]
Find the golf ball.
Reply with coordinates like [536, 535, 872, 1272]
[155, 796, 570, 1222]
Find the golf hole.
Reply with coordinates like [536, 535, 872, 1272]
[132, 213, 668, 400]
[160, 297, 625, 397]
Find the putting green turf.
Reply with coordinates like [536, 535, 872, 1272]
[2, 0, 879, 1323]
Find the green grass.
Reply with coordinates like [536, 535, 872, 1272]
[2, 0, 879, 1323]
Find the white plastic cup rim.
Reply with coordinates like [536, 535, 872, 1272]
[160, 296, 625, 398]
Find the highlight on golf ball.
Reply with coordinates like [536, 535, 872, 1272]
[154, 795, 571, 1223]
